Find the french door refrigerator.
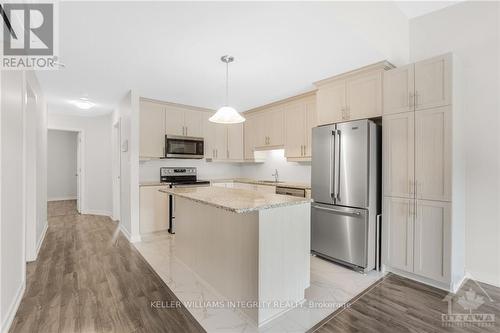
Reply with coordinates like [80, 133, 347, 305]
[311, 119, 381, 272]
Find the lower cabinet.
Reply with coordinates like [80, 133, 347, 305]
[139, 186, 169, 234]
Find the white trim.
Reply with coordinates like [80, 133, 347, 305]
[383, 266, 454, 292]
[47, 196, 77, 202]
[81, 209, 113, 218]
[119, 223, 141, 243]
[30, 222, 48, 262]
[1, 279, 26, 333]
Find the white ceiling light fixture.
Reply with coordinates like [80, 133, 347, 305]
[70, 97, 96, 110]
[209, 55, 245, 124]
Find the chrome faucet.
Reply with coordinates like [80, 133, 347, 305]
[272, 169, 279, 182]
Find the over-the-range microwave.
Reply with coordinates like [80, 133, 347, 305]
[165, 135, 204, 159]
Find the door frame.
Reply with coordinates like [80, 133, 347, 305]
[47, 126, 85, 214]
[112, 119, 121, 221]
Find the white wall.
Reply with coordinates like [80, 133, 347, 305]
[240, 150, 311, 184]
[48, 113, 113, 217]
[47, 130, 78, 201]
[410, 1, 500, 286]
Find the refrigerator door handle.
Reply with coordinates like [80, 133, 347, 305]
[330, 130, 336, 201]
[335, 129, 341, 202]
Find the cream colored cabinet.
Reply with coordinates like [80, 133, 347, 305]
[383, 64, 414, 115]
[140, 100, 165, 158]
[316, 80, 345, 125]
[244, 115, 258, 160]
[213, 123, 227, 160]
[383, 112, 415, 198]
[139, 185, 169, 234]
[284, 95, 316, 160]
[253, 108, 284, 148]
[227, 123, 244, 160]
[383, 54, 451, 115]
[164, 105, 185, 136]
[346, 71, 382, 120]
[414, 54, 451, 111]
[383, 197, 414, 272]
[413, 200, 451, 282]
[184, 110, 204, 137]
[415, 106, 452, 201]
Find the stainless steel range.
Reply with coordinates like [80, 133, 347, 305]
[160, 167, 210, 234]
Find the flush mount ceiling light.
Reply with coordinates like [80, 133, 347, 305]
[209, 55, 245, 124]
[70, 97, 96, 110]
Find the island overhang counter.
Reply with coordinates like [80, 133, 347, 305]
[159, 186, 311, 326]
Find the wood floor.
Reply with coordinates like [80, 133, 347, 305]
[313, 273, 500, 333]
[9, 201, 205, 333]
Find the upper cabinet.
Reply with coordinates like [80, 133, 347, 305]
[253, 108, 284, 149]
[315, 61, 393, 126]
[164, 105, 185, 136]
[284, 94, 316, 161]
[384, 53, 451, 115]
[140, 100, 165, 158]
[164, 105, 204, 137]
[205, 119, 243, 161]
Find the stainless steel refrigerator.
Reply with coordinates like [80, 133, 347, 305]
[311, 119, 381, 272]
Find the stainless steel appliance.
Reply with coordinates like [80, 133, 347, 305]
[165, 135, 204, 159]
[276, 186, 306, 198]
[160, 167, 210, 233]
[311, 119, 381, 272]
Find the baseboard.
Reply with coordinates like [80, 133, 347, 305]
[34, 222, 48, 260]
[119, 223, 141, 243]
[383, 266, 453, 292]
[48, 196, 77, 202]
[1, 279, 26, 333]
[81, 209, 113, 218]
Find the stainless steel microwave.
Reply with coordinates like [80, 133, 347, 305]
[165, 135, 204, 159]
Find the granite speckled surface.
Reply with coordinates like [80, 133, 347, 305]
[159, 186, 311, 213]
[211, 178, 311, 190]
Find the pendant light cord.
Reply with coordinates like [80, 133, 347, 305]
[225, 60, 229, 106]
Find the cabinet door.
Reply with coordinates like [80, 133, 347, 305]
[266, 108, 284, 146]
[383, 113, 415, 198]
[415, 106, 452, 201]
[346, 72, 382, 120]
[140, 186, 169, 234]
[304, 97, 317, 157]
[164, 105, 185, 136]
[227, 123, 243, 160]
[244, 115, 258, 159]
[284, 102, 305, 158]
[316, 80, 345, 125]
[383, 64, 415, 115]
[414, 200, 451, 282]
[184, 110, 204, 137]
[383, 197, 414, 272]
[253, 113, 267, 147]
[213, 124, 227, 160]
[203, 114, 216, 158]
[414, 54, 451, 111]
[139, 101, 165, 158]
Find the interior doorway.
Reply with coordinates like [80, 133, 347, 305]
[47, 129, 83, 216]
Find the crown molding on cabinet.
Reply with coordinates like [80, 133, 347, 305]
[243, 90, 317, 116]
[313, 60, 395, 87]
[139, 96, 215, 113]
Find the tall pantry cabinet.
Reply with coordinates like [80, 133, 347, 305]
[382, 53, 465, 292]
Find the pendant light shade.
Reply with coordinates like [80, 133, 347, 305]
[209, 55, 245, 124]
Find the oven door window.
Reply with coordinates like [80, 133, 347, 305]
[166, 138, 203, 156]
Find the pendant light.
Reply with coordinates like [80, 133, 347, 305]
[209, 55, 245, 124]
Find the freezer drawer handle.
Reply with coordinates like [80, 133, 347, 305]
[313, 205, 361, 215]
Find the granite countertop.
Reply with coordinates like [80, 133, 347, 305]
[211, 178, 311, 190]
[159, 186, 311, 213]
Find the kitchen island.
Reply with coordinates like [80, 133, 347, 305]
[159, 186, 311, 326]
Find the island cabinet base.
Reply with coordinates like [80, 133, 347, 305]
[174, 197, 311, 326]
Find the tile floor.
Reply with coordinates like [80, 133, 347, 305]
[134, 232, 384, 333]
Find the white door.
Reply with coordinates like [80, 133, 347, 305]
[382, 112, 415, 198]
[383, 64, 415, 115]
[346, 71, 382, 120]
[383, 197, 414, 272]
[415, 106, 452, 201]
[414, 54, 451, 111]
[284, 102, 305, 158]
[139, 100, 165, 158]
[226, 123, 243, 160]
[316, 80, 345, 125]
[76, 132, 82, 213]
[184, 110, 204, 137]
[164, 105, 185, 136]
[414, 200, 451, 282]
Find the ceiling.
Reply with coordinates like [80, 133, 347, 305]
[395, 1, 462, 19]
[36, 1, 458, 116]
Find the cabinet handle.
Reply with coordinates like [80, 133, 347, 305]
[409, 92, 414, 108]
[227, 150, 229, 159]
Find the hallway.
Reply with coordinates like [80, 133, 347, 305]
[9, 206, 205, 333]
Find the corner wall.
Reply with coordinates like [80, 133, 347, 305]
[410, 1, 500, 286]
